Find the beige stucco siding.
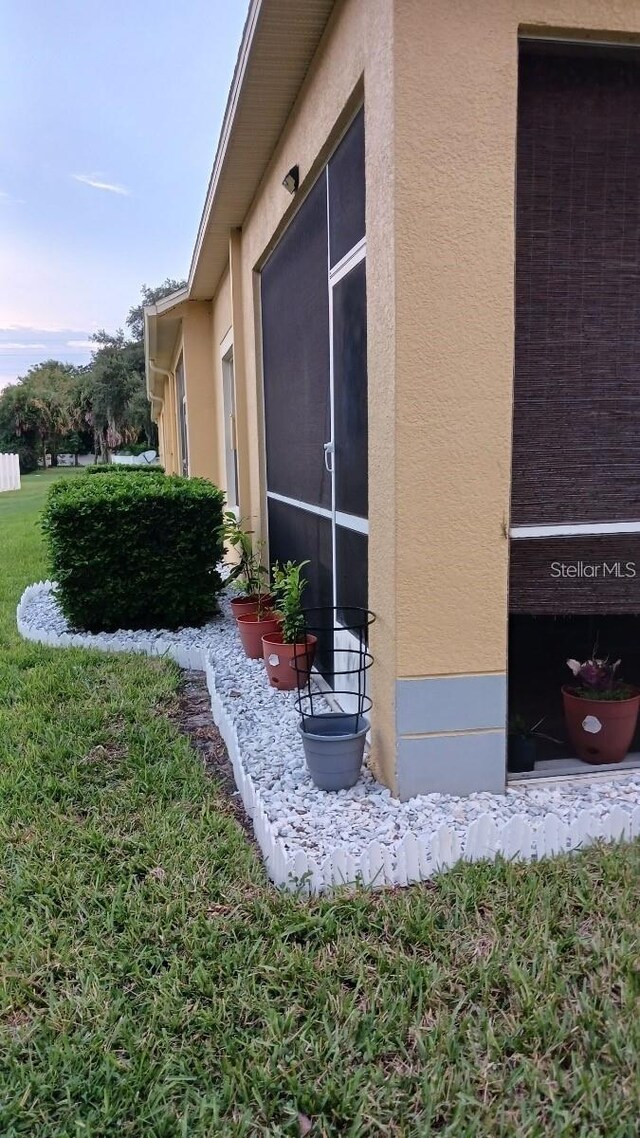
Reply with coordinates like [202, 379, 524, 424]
[160, 372, 180, 476]
[363, 0, 396, 788]
[179, 303, 215, 481]
[393, 0, 515, 680]
[211, 267, 232, 494]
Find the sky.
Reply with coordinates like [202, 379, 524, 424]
[0, 0, 247, 389]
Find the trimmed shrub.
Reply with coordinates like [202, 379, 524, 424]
[42, 474, 225, 632]
[85, 463, 165, 476]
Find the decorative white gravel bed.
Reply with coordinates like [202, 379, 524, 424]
[17, 580, 640, 892]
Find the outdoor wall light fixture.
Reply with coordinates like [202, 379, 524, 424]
[282, 165, 299, 194]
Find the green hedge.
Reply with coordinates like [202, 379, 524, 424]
[85, 464, 165, 476]
[42, 474, 225, 632]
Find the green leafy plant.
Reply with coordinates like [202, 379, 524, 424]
[42, 473, 224, 631]
[222, 512, 269, 604]
[566, 655, 636, 701]
[271, 560, 309, 644]
[508, 713, 545, 737]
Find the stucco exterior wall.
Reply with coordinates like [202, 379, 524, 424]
[393, 0, 640, 683]
[363, 0, 397, 789]
[211, 267, 232, 493]
[394, 0, 515, 682]
[151, 0, 640, 796]
[387, 0, 640, 796]
[180, 303, 216, 482]
[160, 371, 180, 476]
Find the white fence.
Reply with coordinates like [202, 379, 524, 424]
[0, 453, 20, 492]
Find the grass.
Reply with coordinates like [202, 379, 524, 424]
[0, 471, 639, 1137]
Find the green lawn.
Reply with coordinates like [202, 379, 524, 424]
[0, 472, 639, 1137]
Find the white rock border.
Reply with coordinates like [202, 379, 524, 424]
[17, 581, 640, 893]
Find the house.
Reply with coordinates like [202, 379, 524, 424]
[145, 0, 640, 799]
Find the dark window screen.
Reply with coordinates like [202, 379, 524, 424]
[333, 259, 368, 518]
[513, 48, 640, 525]
[510, 533, 640, 614]
[262, 177, 331, 508]
[328, 107, 365, 267]
[336, 525, 368, 616]
[267, 497, 334, 677]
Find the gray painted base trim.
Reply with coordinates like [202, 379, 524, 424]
[397, 673, 507, 736]
[397, 730, 507, 801]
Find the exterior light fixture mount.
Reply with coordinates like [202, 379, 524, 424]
[282, 165, 299, 194]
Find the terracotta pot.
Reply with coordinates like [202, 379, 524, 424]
[262, 631, 318, 690]
[237, 611, 281, 659]
[230, 594, 273, 620]
[562, 685, 640, 765]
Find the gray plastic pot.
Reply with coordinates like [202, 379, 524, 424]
[298, 714, 369, 791]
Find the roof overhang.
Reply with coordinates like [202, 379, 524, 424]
[144, 287, 188, 419]
[188, 0, 336, 299]
[144, 0, 336, 417]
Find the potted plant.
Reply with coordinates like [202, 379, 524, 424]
[562, 655, 640, 764]
[507, 714, 544, 773]
[221, 512, 271, 619]
[236, 592, 281, 659]
[262, 560, 317, 689]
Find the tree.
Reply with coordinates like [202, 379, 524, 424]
[0, 279, 186, 471]
[85, 333, 145, 463]
[83, 280, 185, 461]
[0, 383, 41, 472]
[0, 360, 83, 468]
[126, 278, 186, 342]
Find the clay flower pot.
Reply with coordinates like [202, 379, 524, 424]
[237, 611, 281, 659]
[262, 631, 318, 690]
[562, 685, 640, 764]
[230, 594, 273, 621]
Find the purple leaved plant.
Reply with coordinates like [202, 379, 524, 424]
[566, 656, 635, 701]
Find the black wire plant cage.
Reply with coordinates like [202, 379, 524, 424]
[293, 606, 375, 791]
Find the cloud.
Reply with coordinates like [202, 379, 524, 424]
[1, 322, 81, 334]
[72, 173, 130, 196]
[0, 342, 48, 351]
[0, 327, 96, 386]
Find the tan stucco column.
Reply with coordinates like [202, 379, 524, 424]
[166, 373, 180, 476]
[390, 0, 514, 797]
[182, 302, 217, 482]
[365, 0, 515, 798]
[365, 0, 398, 795]
[229, 229, 256, 523]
